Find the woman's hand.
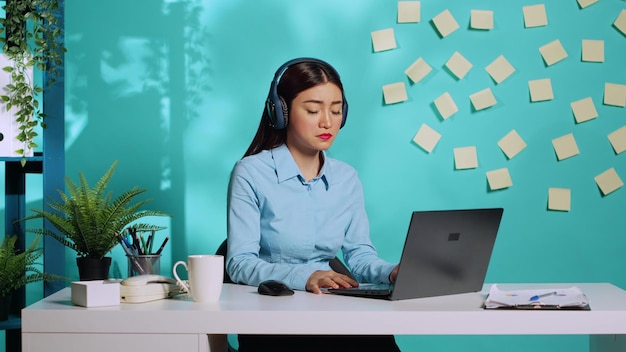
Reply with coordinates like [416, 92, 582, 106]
[306, 270, 359, 294]
[389, 265, 399, 284]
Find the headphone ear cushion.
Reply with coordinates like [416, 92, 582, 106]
[279, 96, 289, 127]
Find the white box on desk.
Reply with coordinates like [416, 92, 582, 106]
[71, 280, 121, 307]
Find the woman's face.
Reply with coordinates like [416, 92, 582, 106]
[286, 82, 344, 156]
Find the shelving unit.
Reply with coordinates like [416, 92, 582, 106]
[0, 1, 65, 350]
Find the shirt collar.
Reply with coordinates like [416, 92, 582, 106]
[271, 144, 330, 190]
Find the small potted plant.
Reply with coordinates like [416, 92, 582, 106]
[0, 0, 65, 161]
[18, 160, 168, 281]
[0, 234, 63, 321]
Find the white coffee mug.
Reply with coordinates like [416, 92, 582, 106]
[173, 254, 224, 303]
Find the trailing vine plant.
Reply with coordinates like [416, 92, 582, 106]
[0, 0, 65, 163]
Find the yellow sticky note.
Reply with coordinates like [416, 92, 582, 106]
[486, 55, 515, 84]
[523, 4, 548, 28]
[382, 82, 408, 105]
[470, 10, 494, 30]
[434, 92, 458, 120]
[552, 133, 580, 160]
[486, 168, 512, 190]
[398, 1, 421, 23]
[594, 168, 623, 196]
[577, 0, 599, 9]
[498, 130, 527, 159]
[433, 9, 460, 37]
[371, 28, 397, 52]
[470, 88, 497, 111]
[454, 146, 478, 170]
[405, 57, 432, 84]
[604, 82, 626, 107]
[548, 188, 571, 211]
[539, 39, 568, 66]
[571, 97, 598, 123]
[608, 125, 626, 155]
[582, 39, 604, 62]
[614, 9, 626, 36]
[445, 51, 473, 80]
[528, 78, 554, 102]
[413, 124, 441, 153]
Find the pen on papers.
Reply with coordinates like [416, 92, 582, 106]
[155, 236, 169, 255]
[529, 291, 557, 301]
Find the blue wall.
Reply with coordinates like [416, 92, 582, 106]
[2, 0, 625, 350]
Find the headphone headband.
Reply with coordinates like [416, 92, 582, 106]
[265, 58, 348, 129]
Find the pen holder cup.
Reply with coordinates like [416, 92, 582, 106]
[127, 255, 161, 277]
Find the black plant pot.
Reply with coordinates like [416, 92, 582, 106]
[76, 257, 112, 281]
[0, 294, 11, 321]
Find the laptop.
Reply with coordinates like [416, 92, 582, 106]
[325, 208, 504, 300]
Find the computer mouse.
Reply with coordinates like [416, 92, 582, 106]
[258, 280, 295, 296]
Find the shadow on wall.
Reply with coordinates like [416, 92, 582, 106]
[64, 0, 211, 263]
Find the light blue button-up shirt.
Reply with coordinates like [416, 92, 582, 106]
[226, 144, 396, 291]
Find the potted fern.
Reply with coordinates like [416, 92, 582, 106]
[0, 234, 63, 320]
[18, 161, 169, 281]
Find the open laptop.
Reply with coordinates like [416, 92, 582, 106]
[325, 208, 504, 300]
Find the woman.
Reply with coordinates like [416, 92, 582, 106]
[226, 58, 401, 351]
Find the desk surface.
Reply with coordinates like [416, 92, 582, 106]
[22, 283, 626, 336]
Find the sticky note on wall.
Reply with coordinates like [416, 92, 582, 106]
[594, 168, 623, 196]
[539, 39, 568, 66]
[528, 78, 554, 102]
[432, 9, 460, 37]
[470, 10, 494, 30]
[405, 57, 432, 84]
[486, 168, 513, 190]
[382, 82, 408, 104]
[523, 4, 548, 28]
[548, 188, 571, 211]
[608, 126, 626, 155]
[398, 1, 421, 23]
[445, 52, 473, 80]
[498, 130, 527, 159]
[486, 55, 515, 84]
[413, 124, 441, 153]
[454, 146, 478, 170]
[571, 97, 598, 123]
[604, 83, 626, 107]
[470, 88, 497, 110]
[371, 28, 397, 52]
[552, 133, 580, 160]
[434, 92, 458, 120]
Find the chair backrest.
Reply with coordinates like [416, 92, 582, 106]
[216, 239, 233, 283]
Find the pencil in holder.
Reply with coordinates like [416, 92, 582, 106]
[127, 254, 161, 277]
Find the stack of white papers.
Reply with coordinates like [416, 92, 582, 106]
[484, 285, 589, 309]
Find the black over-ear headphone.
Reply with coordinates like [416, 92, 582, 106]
[265, 57, 348, 130]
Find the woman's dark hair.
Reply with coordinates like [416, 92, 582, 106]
[243, 59, 344, 157]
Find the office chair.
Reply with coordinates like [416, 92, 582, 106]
[215, 239, 237, 352]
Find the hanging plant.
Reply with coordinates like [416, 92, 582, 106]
[0, 0, 65, 163]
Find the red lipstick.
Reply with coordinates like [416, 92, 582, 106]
[318, 133, 332, 141]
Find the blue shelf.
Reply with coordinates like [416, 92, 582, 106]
[0, 315, 21, 331]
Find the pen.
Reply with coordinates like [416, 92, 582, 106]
[155, 236, 169, 255]
[529, 291, 557, 301]
[115, 232, 145, 274]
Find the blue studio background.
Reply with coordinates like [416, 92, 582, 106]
[2, 0, 626, 351]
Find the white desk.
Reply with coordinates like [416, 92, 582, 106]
[22, 283, 626, 352]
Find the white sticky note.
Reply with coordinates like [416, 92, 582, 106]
[498, 130, 527, 159]
[413, 124, 441, 153]
[582, 39, 604, 62]
[398, 1, 421, 23]
[528, 78, 554, 102]
[486, 168, 513, 190]
[445, 51, 473, 80]
[405, 57, 432, 84]
[552, 133, 580, 160]
[433, 9, 460, 37]
[470, 10, 494, 30]
[539, 39, 568, 66]
[614, 9, 626, 36]
[571, 97, 598, 123]
[608, 125, 626, 155]
[371, 28, 397, 52]
[382, 82, 408, 105]
[454, 146, 478, 170]
[434, 92, 458, 120]
[470, 88, 497, 111]
[486, 55, 515, 84]
[548, 188, 571, 211]
[577, 0, 599, 9]
[523, 4, 548, 28]
[604, 82, 626, 107]
[594, 168, 623, 196]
